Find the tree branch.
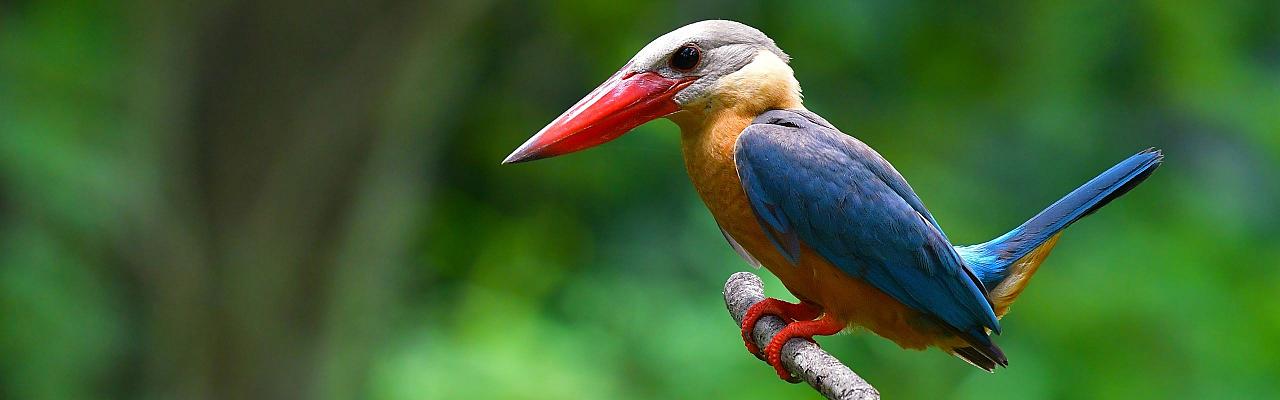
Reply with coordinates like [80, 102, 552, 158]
[724, 272, 880, 400]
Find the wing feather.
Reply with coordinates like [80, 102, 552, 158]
[734, 110, 1002, 343]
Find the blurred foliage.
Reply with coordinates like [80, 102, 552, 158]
[2, 0, 1279, 399]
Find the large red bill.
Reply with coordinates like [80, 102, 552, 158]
[503, 69, 695, 164]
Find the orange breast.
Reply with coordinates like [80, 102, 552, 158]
[678, 110, 961, 351]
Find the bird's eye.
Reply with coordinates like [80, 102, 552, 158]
[670, 44, 701, 71]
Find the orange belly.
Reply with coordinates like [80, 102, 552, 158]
[677, 110, 962, 351]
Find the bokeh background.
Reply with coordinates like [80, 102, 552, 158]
[2, 1, 1279, 399]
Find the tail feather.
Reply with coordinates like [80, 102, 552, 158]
[957, 148, 1162, 314]
[950, 328, 1009, 372]
[952, 346, 1001, 372]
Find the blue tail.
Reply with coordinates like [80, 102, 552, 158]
[957, 148, 1163, 294]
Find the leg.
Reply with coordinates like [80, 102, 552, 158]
[763, 313, 845, 382]
[741, 298, 822, 356]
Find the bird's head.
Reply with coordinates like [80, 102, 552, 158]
[503, 20, 800, 164]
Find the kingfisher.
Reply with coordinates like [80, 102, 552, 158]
[503, 20, 1161, 381]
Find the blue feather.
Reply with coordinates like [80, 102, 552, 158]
[735, 110, 1003, 359]
[956, 149, 1163, 288]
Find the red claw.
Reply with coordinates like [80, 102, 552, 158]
[762, 313, 846, 381]
[740, 298, 822, 357]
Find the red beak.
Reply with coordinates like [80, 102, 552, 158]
[502, 68, 696, 164]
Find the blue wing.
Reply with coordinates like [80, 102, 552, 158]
[734, 109, 1003, 359]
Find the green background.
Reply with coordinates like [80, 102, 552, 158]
[2, 1, 1278, 399]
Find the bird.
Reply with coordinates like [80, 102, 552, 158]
[502, 20, 1162, 381]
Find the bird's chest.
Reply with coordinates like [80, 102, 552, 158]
[682, 131, 753, 233]
[678, 113, 820, 299]
[679, 112, 752, 228]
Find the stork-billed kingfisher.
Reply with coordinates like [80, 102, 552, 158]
[502, 20, 1162, 380]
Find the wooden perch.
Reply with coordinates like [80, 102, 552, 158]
[724, 272, 880, 400]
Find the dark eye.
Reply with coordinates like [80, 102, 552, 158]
[670, 44, 700, 71]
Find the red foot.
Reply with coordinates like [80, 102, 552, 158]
[741, 298, 821, 357]
[763, 313, 845, 382]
